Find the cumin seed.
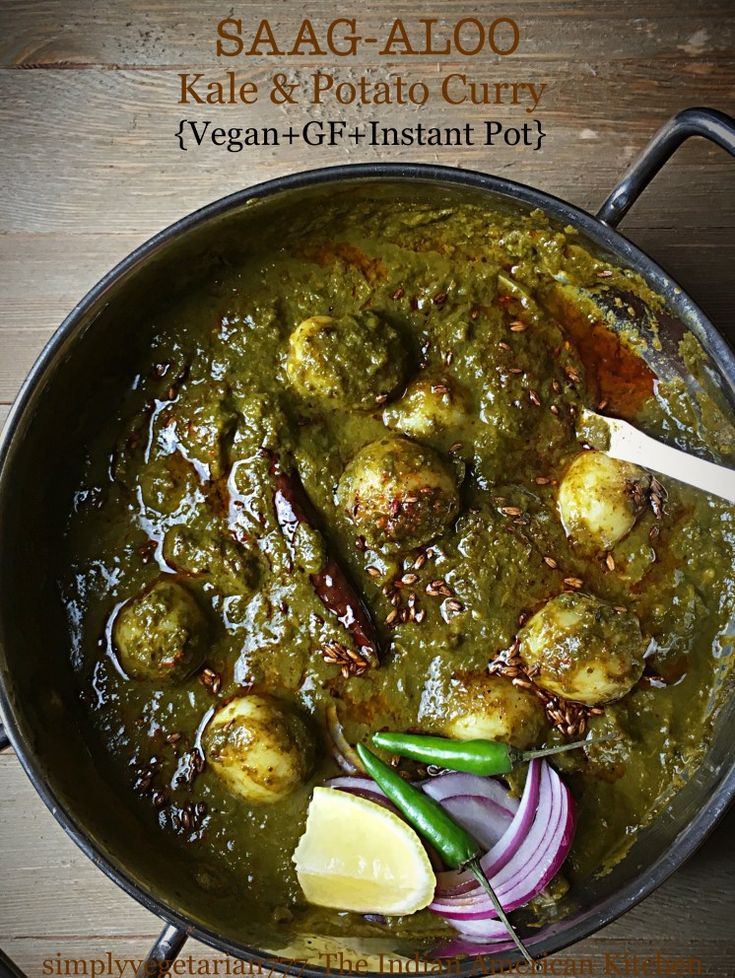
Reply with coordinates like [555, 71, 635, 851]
[501, 506, 523, 517]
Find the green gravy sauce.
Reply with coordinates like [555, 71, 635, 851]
[63, 194, 735, 940]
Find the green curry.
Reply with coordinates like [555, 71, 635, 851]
[63, 193, 735, 940]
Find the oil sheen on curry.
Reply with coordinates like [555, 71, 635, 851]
[64, 195, 735, 943]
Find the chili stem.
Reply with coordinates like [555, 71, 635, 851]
[520, 734, 616, 762]
[465, 857, 539, 971]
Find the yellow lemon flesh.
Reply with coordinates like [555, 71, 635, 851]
[293, 787, 436, 915]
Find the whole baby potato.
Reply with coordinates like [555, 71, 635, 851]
[113, 577, 208, 683]
[286, 311, 407, 409]
[383, 373, 471, 446]
[557, 451, 651, 553]
[519, 591, 647, 706]
[203, 695, 314, 804]
[444, 673, 547, 750]
[337, 436, 460, 550]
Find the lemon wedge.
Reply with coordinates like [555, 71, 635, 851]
[293, 787, 436, 914]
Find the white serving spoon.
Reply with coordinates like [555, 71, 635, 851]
[579, 408, 735, 504]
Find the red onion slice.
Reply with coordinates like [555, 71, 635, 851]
[326, 775, 397, 811]
[344, 789, 397, 810]
[434, 757, 542, 897]
[325, 703, 365, 774]
[421, 772, 519, 817]
[432, 761, 559, 914]
[442, 776, 565, 940]
[326, 775, 387, 797]
[437, 795, 514, 851]
[430, 937, 530, 958]
[430, 761, 575, 941]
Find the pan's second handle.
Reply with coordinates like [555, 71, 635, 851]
[135, 923, 189, 978]
[597, 107, 735, 228]
[0, 924, 188, 978]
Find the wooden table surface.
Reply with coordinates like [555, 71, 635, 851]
[0, 2, 734, 976]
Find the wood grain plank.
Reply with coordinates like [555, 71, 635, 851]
[0, 1, 732, 67]
[0, 233, 147, 330]
[0, 66, 733, 235]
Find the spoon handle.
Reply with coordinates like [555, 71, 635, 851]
[604, 417, 735, 504]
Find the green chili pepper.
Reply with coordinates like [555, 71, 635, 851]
[356, 743, 539, 970]
[356, 743, 477, 866]
[372, 731, 601, 776]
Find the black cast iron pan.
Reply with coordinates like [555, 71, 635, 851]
[0, 107, 734, 978]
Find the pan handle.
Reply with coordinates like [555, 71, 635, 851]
[597, 107, 735, 228]
[0, 925, 189, 978]
[135, 922, 189, 978]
